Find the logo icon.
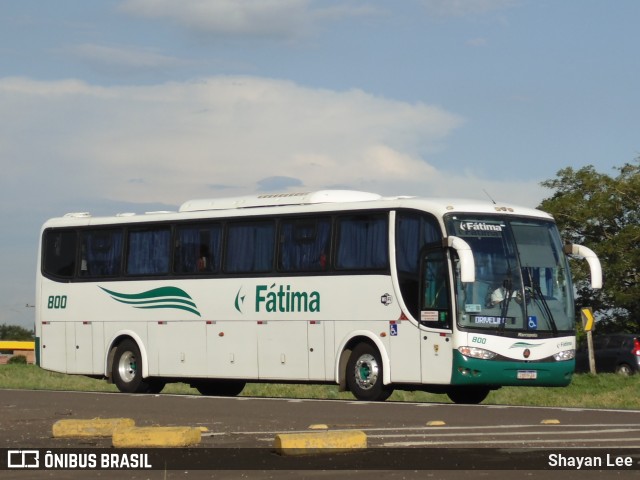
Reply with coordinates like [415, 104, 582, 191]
[234, 287, 246, 313]
[380, 293, 393, 306]
[7, 450, 39, 469]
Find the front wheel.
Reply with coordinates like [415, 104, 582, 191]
[112, 339, 152, 393]
[346, 343, 393, 402]
[446, 386, 491, 404]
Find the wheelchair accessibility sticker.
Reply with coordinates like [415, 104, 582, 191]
[390, 323, 398, 336]
[528, 316, 538, 330]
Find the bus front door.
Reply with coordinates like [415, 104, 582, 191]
[420, 248, 453, 384]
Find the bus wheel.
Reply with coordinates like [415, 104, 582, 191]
[346, 343, 393, 401]
[112, 339, 149, 393]
[446, 386, 490, 404]
[193, 380, 246, 397]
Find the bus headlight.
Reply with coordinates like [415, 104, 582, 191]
[458, 346, 497, 360]
[553, 349, 576, 361]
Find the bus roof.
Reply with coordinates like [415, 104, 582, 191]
[44, 190, 552, 228]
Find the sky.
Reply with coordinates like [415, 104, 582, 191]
[1, 0, 638, 329]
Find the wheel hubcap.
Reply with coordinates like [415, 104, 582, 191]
[354, 354, 379, 390]
[118, 351, 137, 383]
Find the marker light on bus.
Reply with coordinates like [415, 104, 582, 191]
[553, 349, 576, 361]
[458, 346, 497, 360]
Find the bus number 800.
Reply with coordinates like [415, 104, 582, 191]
[47, 295, 67, 309]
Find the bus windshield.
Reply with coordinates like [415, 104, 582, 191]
[446, 215, 575, 334]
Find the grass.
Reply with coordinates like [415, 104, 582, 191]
[1, 364, 639, 409]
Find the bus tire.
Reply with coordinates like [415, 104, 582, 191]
[112, 339, 150, 394]
[446, 386, 490, 404]
[346, 342, 393, 401]
[193, 380, 246, 397]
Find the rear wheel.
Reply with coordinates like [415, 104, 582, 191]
[112, 339, 152, 393]
[446, 386, 491, 404]
[346, 342, 393, 401]
[193, 380, 246, 397]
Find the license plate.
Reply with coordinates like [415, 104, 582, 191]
[517, 370, 537, 380]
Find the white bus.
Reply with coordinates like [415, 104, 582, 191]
[35, 190, 602, 404]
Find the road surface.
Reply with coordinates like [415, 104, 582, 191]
[1, 389, 639, 479]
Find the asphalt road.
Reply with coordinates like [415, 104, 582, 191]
[2, 389, 640, 479]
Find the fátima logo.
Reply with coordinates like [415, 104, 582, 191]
[234, 283, 320, 314]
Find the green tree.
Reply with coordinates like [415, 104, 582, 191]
[538, 160, 640, 332]
[0, 324, 34, 340]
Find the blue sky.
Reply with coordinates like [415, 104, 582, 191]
[1, 0, 638, 328]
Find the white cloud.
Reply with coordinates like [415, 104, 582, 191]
[118, 0, 382, 39]
[0, 75, 470, 206]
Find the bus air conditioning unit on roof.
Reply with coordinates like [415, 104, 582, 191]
[179, 190, 382, 212]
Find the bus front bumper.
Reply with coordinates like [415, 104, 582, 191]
[451, 350, 574, 387]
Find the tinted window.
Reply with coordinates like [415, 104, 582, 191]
[80, 229, 123, 277]
[126, 227, 171, 275]
[336, 214, 388, 270]
[279, 218, 331, 272]
[225, 221, 275, 273]
[395, 212, 442, 319]
[396, 212, 442, 274]
[43, 230, 77, 278]
[174, 224, 221, 274]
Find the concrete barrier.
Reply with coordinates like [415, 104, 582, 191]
[273, 430, 367, 456]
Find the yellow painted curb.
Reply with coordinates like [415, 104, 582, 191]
[541, 419, 561, 425]
[308, 424, 329, 430]
[52, 418, 135, 438]
[112, 426, 201, 448]
[274, 430, 367, 456]
[426, 420, 446, 427]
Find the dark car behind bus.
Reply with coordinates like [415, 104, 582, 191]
[575, 333, 640, 375]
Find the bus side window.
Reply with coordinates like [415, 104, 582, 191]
[279, 218, 331, 272]
[126, 227, 171, 275]
[174, 224, 221, 274]
[80, 229, 123, 277]
[336, 214, 388, 270]
[43, 230, 78, 278]
[225, 221, 275, 273]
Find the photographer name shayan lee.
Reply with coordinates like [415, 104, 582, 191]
[548, 453, 635, 469]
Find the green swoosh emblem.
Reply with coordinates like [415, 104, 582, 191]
[509, 342, 542, 349]
[100, 286, 201, 317]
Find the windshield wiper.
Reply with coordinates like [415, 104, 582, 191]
[498, 278, 513, 333]
[531, 284, 558, 335]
